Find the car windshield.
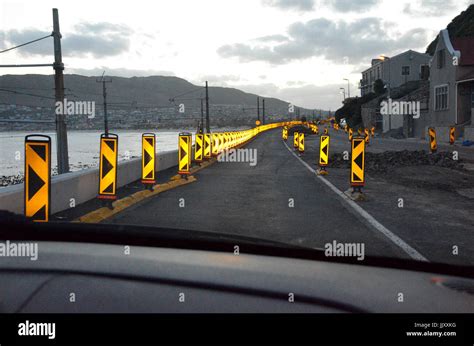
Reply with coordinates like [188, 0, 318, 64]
[1, 1, 474, 270]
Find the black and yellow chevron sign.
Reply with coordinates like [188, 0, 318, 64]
[195, 133, 204, 162]
[364, 128, 370, 144]
[428, 127, 437, 153]
[371, 126, 375, 137]
[351, 138, 365, 187]
[319, 135, 330, 167]
[324, 127, 329, 135]
[298, 132, 305, 153]
[179, 133, 192, 175]
[348, 128, 353, 141]
[294, 132, 299, 148]
[212, 133, 219, 156]
[204, 133, 212, 158]
[24, 135, 51, 222]
[99, 134, 118, 199]
[141, 133, 156, 184]
[449, 127, 455, 145]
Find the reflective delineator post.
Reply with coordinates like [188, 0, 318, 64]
[195, 133, 204, 163]
[428, 127, 437, 153]
[350, 137, 366, 193]
[318, 135, 330, 175]
[204, 133, 212, 159]
[178, 132, 192, 178]
[449, 126, 455, 145]
[294, 132, 299, 149]
[24, 135, 51, 222]
[298, 132, 305, 155]
[98, 133, 119, 208]
[141, 133, 156, 190]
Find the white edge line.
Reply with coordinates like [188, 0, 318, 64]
[282, 140, 429, 262]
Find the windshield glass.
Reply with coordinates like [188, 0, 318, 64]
[1, 1, 474, 270]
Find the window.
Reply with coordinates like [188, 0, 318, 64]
[434, 85, 449, 110]
[420, 65, 430, 80]
[437, 49, 445, 69]
[402, 66, 410, 76]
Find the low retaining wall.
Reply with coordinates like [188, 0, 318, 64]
[0, 149, 178, 215]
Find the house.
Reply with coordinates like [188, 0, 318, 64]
[360, 50, 431, 97]
[428, 29, 474, 141]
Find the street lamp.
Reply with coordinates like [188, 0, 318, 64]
[343, 78, 350, 98]
[340, 87, 346, 101]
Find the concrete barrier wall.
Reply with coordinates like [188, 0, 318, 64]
[0, 149, 178, 215]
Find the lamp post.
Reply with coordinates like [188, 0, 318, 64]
[340, 87, 346, 101]
[343, 78, 350, 99]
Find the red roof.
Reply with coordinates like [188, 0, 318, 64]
[452, 37, 474, 66]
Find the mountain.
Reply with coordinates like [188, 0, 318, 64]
[0, 74, 325, 130]
[426, 4, 474, 55]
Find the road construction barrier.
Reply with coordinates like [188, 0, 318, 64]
[141, 133, 156, 186]
[178, 132, 192, 175]
[195, 133, 204, 162]
[324, 127, 329, 135]
[98, 133, 119, 201]
[204, 133, 212, 159]
[449, 127, 455, 145]
[298, 132, 305, 154]
[319, 135, 330, 174]
[371, 126, 375, 137]
[294, 132, 299, 149]
[348, 128, 353, 141]
[428, 127, 437, 153]
[351, 137, 365, 191]
[24, 134, 51, 222]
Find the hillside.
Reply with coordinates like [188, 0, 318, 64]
[0, 74, 322, 130]
[426, 4, 474, 55]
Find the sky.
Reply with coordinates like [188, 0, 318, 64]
[1, 0, 473, 110]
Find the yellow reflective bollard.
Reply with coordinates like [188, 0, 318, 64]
[98, 133, 119, 205]
[178, 132, 192, 177]
[24, 135, 51, 222]
[141, 133, 156, 188]
[428, 127, 437, 153]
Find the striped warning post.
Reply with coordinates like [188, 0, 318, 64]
[428, 127, 437, 153]
[449, 127, 455, 145]
[179, 132, 192, 175]
[98, 133, 119, 201]
[351, 138, 365, 188]
[195, 133, 204, 162]
[141, 133, 156, 186]
[204, 133, 212, 159]
[24, 135, 51, 222]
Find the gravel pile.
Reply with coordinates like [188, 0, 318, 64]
[329, 150, 465, 173]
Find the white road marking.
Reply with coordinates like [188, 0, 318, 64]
[283, 140, 428, 262]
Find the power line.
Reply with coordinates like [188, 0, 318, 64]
[0, 33, 52, 54]
[0, 88, 56, 100]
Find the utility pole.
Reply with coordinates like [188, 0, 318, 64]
[262, 98, 265, 125]
[52, 8, 69, 174]
[97, 74, 112, 135]
[200, 98, 204, 133]
[257, 97, 260, 122]
[205, 81, 210, 133]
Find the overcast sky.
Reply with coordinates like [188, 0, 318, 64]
[1, 0, 473, 110]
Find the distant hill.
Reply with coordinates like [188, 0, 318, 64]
[426, 4, 474, 55]
[0, 74, 310, 113]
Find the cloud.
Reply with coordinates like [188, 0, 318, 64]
[262, 0, 380, 12]
[325, 0, 380, 12]
[262, 0, 315, 11]
[403, 0, 458, 17]
[237, 82, 347, 110]
[255, 34, 289, 43]
[67, 67, 175, 77]
[218, 17, 430, 65]
[0, 22, 133, 58]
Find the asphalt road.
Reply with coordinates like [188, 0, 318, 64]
[107, 129, 420, 260]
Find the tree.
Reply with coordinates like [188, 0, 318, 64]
[373, 79, 385, 96]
